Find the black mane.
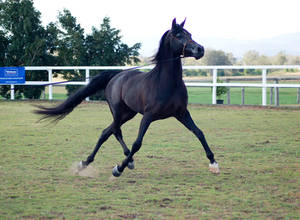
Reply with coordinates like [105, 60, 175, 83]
[152, 30, 169, 64]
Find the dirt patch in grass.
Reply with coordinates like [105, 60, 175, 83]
[69, 162, 100, 178]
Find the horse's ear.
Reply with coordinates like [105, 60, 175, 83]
[180, 18, 186, 28]
[172, 18, 177, 29]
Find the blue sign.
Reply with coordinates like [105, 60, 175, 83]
[0, 67, 25, 84]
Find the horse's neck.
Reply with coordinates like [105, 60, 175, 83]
[156, 59, 183, 86]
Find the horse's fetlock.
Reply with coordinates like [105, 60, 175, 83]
[87, 156, 94, 163]
[207, 153, 215, 163]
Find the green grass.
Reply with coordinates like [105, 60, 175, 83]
[0, 101, 299, 219]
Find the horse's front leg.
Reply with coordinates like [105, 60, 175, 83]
[176, 110, 219, 174]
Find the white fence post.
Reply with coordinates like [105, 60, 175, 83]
[48, 69, 53, 100]
[298, 88, 300, 104]
[10, 85, 14, 100]
[262, 69, 267, 106]
[212, 68, 217, 104]
[85, 69, 90, 101]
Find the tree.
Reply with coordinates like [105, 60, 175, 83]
[288, 55, 300, 65]
[182, 49, 238, 77]
[0, 0, 57, 99]
[85, 17, 141, 100]
[273, 51, 287, 65]
[202, 49, 232, 66]
[242, 50, 261, 75]
[0, 30, 9, 66]
[56, 13, 141, 99]
[201, 49, 234, 76]
[55, 9, 88, 96]
[242, 50, 260, 65]
[57, 9, 87, 66]
[86, 17, 141, 66]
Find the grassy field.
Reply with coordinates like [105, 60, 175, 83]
[0, 101, 299, 219]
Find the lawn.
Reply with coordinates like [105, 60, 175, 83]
[0, 101, 299, 219]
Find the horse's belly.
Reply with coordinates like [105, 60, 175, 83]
[123, 95, 145, 114]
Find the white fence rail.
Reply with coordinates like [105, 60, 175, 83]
[3, 65, 300, 106]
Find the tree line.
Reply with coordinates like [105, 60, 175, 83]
[182, 49, 300, 77]
[0, 0, 140, 99]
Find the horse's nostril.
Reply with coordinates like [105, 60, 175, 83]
[200, 46, 205, 55]
[198, 46, 204, 54]
[194, 46, 204, 60]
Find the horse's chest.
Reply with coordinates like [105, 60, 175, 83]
[167, 92, 187, 110]
[150, 89, 187, 118]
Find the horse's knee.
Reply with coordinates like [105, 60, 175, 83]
[194, 128, 204, 138]
[101, 128, 113, 141]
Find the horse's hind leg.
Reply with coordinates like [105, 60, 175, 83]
[113, 110, 137, 169]
[77, 123, 114, 171]
[112, 113, 153, 177]
[114, 128, 135, 170]
[78, 100, 137, 172]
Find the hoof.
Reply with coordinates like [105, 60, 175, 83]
[209, 162, 220, 174]
[127, 161, 135, 170]
[112, 165, 122, 177]
[77, 161, 87, 172]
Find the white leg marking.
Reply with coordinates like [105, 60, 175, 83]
[209, 162, 220, 174]
[77, 161, 87, 172]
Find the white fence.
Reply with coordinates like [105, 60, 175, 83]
[3, 65, 300, 106]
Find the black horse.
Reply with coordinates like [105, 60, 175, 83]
[35, 18, 219, 177]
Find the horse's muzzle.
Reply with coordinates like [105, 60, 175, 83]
[186, 42, 204, 60]
[194, 45, 204, 60]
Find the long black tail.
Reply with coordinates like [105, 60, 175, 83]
[34, 71, 120, 121]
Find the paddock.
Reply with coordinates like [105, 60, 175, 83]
[0, 101, 299, 219]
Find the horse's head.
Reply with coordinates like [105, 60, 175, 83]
[168, 18, 204, 60]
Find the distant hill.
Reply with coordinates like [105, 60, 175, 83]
[197, 32, 300, 58]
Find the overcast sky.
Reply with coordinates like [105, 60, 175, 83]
[33, 0, 300, 56]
